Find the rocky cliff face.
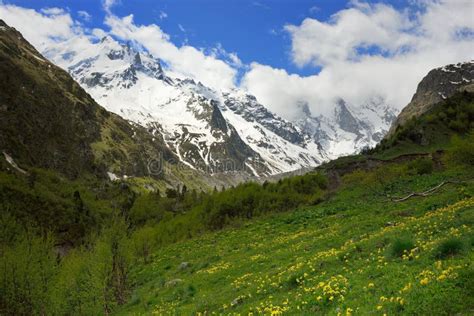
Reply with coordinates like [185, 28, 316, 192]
[388, 61, 474, 136]
[223, 93, 307, 146]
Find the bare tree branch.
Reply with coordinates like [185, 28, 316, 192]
[391, 181, 453, 202]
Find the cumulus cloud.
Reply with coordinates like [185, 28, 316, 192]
[104, 14, 238, 90]
[243, 0, 474, 120]
[252, 1, 270, 10]
[0, 4, 238, 91]
[285, 2, 415, 67]
[309, 5, 320, 14]
[78, 10, 92, 22]
[103, 0, 119, 14]
[0, 4, 77, 51]
[210, 43, 243, 68]
[177, 23, 186, 33]
[242, 64, 321, 120]
[41, 7, 66, 16]
[0, 1, 472, 121]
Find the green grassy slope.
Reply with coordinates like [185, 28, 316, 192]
[1, 93, 473, 316]
[118, 162, 474, 315]
[113, 93, 474, 315]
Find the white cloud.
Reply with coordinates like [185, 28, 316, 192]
[228, 53, 243, 68]
[159, 10, 167, 20]
[252, 1, 270, 10]
[242, 64, 322, 120]
[78, 10, 91, 22]
[103, 0, 119, 14]
[91, 28, 107, 39]
[285, 2, 415, 67]
[1, 1, 472, 123]
[104, 14, 237, 90]
[41, 7, 66, 16]
[269, 28, 278, 36]
[243, 0, 474, 120]
[210, 43, 243, 68]
[0, 4, 77, 51]
[309, 6, 320, 14]
[177, 23, 186, 33]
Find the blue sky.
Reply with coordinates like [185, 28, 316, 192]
[0, 0, 472, 119]
[3, 0, 410, 76]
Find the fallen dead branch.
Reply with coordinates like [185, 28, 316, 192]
[391, 180, 455, 202]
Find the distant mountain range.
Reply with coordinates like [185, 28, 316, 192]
[42, 35, 399, 175]
[295, 96, 397, 159]
[2, 20, 472, 180]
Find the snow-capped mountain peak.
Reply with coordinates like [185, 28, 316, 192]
[295, 96, 397, 159]
[223, 90, 308, 146]
[44, 36, 324, 176]
[42, 35, 399, 174]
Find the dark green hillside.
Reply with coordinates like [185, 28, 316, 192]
[0, 19, 236, 247]
[0, 20, 175, 178]
[373, 91, 474, 159]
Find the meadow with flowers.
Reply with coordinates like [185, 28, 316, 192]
[1, 93, 473, 315]
[118, 149, 474, 315]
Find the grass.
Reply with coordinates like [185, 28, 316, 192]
[372, 134, 451, 161]
[434, 238, 465, 259]
[390, 238, 415, 258]
[116, 165, 474, 315]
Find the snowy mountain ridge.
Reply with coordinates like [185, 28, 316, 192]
[295, 97, 397, 159]
[43, 36, 398, 175]
[44, 37, 326, 176]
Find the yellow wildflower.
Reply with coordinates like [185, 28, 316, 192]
[420, 278, 429, 286]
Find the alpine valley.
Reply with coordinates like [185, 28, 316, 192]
[1, 3, 474, 314]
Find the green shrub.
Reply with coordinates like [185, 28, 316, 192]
[434, 238, 464, 259]
[341, 169, 370, 187]
[0, 233, 57, 315]
[445, 133, 474, 166]
[285, 274, 301, 289]
[408, 158, 434, 175]
[131, 226, 157, 263]
[372, 164, 407, 192]
[390, 237, 415, 258]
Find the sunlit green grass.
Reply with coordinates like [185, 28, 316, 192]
[118, 166, 474, 315]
